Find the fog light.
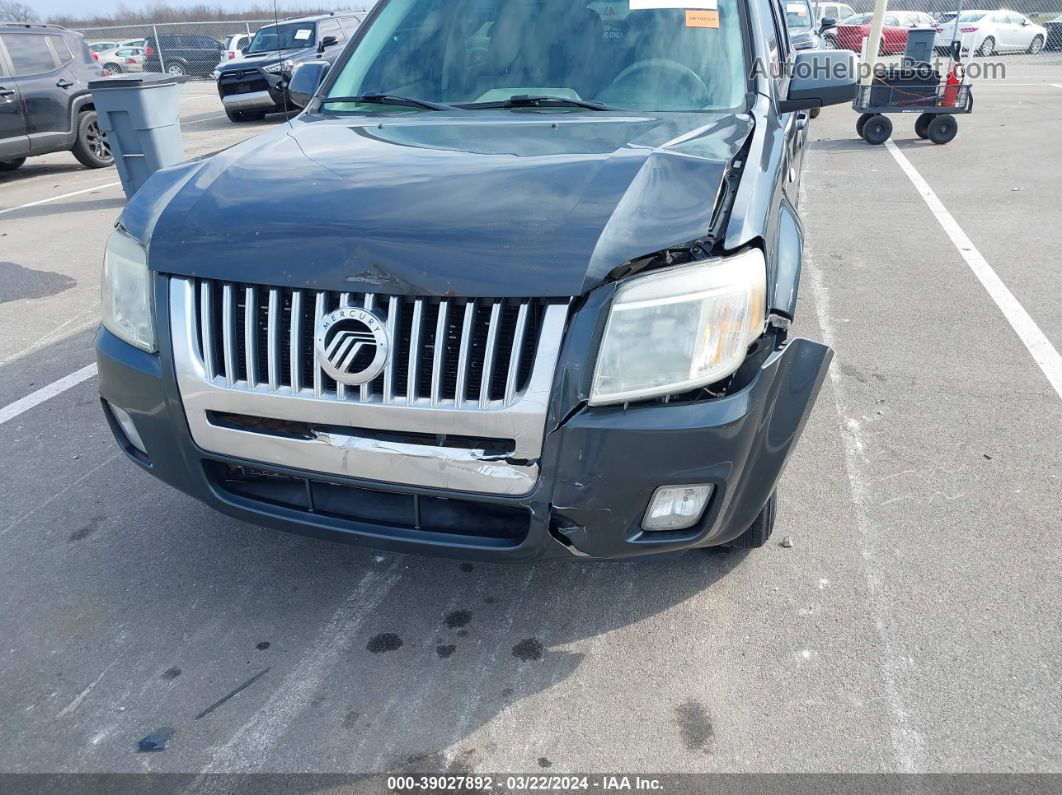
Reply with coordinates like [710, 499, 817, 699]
[109, 403, 146, 454]
[642, 484, 713, 532]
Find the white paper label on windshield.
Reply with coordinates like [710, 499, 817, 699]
[787, 3, 807, 14]
[630, 0, 718, 9]
[293, 28, 312, 40]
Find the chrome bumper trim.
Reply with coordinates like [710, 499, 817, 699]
[221, 90, 277, 110]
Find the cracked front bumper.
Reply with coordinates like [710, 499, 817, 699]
[95, 283, 832, 562]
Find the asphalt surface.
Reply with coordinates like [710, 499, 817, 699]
[0, 80, 1059, 775]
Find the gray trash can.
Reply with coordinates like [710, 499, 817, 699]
[87, 73, 188, 198]
[904, 28, 937, 65]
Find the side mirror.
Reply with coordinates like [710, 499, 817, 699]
[318, 35, 339, 53]
[1021, 19, 1030, 26]
[778, 49, 858, 113]
[819, 16, 837, 31]
[288, 60, 330, 108]
[240, 46, 248, 54]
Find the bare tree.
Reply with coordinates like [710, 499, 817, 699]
[0, 0, 38, 22]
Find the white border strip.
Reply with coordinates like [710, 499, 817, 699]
[886, 140, 1062, 401]
[0, 182, 121, 216]
[0, 364, 98, 426]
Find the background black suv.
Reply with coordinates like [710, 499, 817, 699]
[216, 13, 361, 122]
[0, 23, 111, 172]
[143, 33, 224, 77]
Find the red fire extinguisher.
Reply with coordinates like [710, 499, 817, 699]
[942, 62, 964, 108]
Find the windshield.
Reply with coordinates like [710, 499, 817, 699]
[246, 22, 316, 54]
[786, 1, 813, 31]
[842, 13, 871, 25]
[957, 13, 986, 22]
[325, 0, 748, 112]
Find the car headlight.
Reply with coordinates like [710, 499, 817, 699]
[263, 62, 285, 74]
[589, 248, 766, 406]
[102, 229, 156, 352]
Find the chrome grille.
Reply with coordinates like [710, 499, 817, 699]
[188, 279, 556, 408]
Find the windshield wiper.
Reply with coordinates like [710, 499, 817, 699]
[320, 93, 457, 111]
[460, 94, 614, 111]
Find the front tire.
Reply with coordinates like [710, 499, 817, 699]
[977, 36, 995, 56]
[225, 108, 267, 123]
[861, 114, 892, 145]
[914, 113, 933, 139]
[70, 110, 113, 169]
[0, 157, 26, 171]
[728, 492, 777, 549]
[1028, 35, 1044, 54]
[926, 115, 958, 144]
[855, 112, 875, 137]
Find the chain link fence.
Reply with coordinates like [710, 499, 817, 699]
[811, 0, 1062, 82]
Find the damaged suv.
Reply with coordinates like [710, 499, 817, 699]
[96, 0, 856, 561]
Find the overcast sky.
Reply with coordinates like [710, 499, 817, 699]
[29, 0, 321, 21]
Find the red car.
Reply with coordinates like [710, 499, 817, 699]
[827, 11, 936, 55]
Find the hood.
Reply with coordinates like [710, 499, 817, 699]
[218, 47, 308, 70]
[137, 111, 753, 298]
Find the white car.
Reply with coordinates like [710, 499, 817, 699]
[211, 33, 253, 79]
[934, 9, 1047, 56]
[96, 45, 146, 74]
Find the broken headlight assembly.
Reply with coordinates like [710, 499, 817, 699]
[102, 228, 156, 353]
[589, 248, 766, 406]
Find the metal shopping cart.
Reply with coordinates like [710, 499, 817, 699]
[854, 73, 973, 145]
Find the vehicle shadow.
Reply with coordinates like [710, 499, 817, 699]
[0, 161, 108, 184]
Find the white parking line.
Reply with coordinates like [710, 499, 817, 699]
[0, 182, 122, 217]
[0, 364, 98, 426]
[183, 114, 228, 125]
[886, 140, 1062, 401]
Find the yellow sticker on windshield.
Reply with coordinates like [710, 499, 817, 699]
[686, 9, 720, 27]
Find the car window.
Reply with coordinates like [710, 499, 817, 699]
[246, 22, 318, 53]
[327, 0, 749, 112]
[844, 14, 871, 25]
[786, 0, 813, 31]
[884, 15, 899, 26]
[957, 13, 985, 22]
[47, 34, 75, 64]
[839, 5, 855, 18]
[319, 20, 344, 42]
[2, 33, 59, 76]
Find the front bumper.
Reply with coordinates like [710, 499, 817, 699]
[216, 68, 286, 112]
[96, 282, 832, 562]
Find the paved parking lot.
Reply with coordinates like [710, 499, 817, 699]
[0, 79, 1059, 774]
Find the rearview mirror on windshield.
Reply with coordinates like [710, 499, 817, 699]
[288, 60, 330, 108]
[778, 49, 858, 113]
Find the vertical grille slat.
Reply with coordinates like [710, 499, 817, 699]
[221, 284, 237, 386]
[267, 288, 280, 391]
[313, 292, 325, 398]
[244, 286, 259, 387]
[360, 294, 375, 402]
[430, 300, 449, 406]
[479, 302, 502, 408]
[406, 298, 424, 403]
[454, 300, 474, 408]
[189, 279, 561, 409]
[289, 290, 303, 394]
[199, 281, 217, 381]
[335, 293, 351, 401]
[504, 302, 529, 404]
[384, 296, 399, 402]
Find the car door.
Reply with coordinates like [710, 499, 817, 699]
[768, 0, 806, 202]
[1010, 14, 1033, 50]
[0, 40, 29, 160]
[0, 31, 72, 155]
[192, 35, 223, 74]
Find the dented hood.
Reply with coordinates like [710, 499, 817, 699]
[137, 111, 753, 297]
